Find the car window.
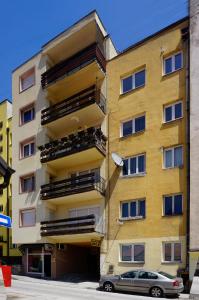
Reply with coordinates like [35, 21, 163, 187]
[121, 271, 138, 279]
[138, 271, 158, 279]
[158, 271, 175, 279]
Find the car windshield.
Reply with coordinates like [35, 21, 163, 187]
[158, 271, 175, 279]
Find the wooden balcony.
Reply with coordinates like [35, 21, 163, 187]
[40, 214, 101, 237]
[40, 172, 105, 201]
[41, 43, 106, 89]
[41, 86, 106, 126]
[39, 127, 106, 168]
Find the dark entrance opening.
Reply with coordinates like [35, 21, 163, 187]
[44, 255, 51, 278]
[87, 247, 100, 280]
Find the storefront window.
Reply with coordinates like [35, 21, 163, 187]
[28, 254, 42, 273]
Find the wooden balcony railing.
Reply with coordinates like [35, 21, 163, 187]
[41, 85, 106, 125]
[40, 172, 105, 200]
[40, 214, 98, 237]
[39, 127, 106, 164]
[41, 43, 106, 88]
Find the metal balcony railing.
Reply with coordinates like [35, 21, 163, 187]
[40, 214, 98, 237]
[41, 43, 106, 88]
[41, 85, 106, 125]
[39, 127, 106, 163]
[40, 172, 105, 200]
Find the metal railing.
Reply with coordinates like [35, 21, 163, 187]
[39, 127, 106, 163]
[41, 43, 106, 88]
[41, 85, 106, 125]
[40, 172, 105, 200]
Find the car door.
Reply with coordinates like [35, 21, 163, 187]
[116, 271, 138, 292]
[133, 271, 159, 294]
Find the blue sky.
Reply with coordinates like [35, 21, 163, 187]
[0, 0, 188, 101]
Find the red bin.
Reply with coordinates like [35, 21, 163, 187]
[2, 266, 12, 287]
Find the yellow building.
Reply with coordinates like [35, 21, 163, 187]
[0, 100, 21, 262]
[104, 18, 189, 276]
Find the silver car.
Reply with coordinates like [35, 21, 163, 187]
[99, 270, 184, 297]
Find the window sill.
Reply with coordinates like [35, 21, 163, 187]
[161, 261, 182, 265]
[119, 261, 145, 264]
[163, 166, 184, 170]
[162, 68, 183, 79]
[120, 216, 145, 221]
[20, 118, 35, 127]
[20, 153, 36, 161]
[120, 130, 145, 140]
[162, 214, 183, 218]
[121, 173, 146, 179]
[119, 84, 145, 98]
[19, 83, 35, 94]
[162, 117, 183, 125]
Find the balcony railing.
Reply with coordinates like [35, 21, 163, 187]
[41, 85, 106, 125]
[39, 127, 106, 164]
[41, 43, 106, 88]
[40, 214, 99, 237]
[40, 172, 105, 200]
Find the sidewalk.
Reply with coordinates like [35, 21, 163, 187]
[12, 275, 98, 290]
[190, 277, 199, 300]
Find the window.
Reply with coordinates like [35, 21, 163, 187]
[20, 68, 35, 92]
[164, 102, 182, 123]
[121, 271, 138, 279]
[164, 146, 183, 168]
[121, 69, 145, 94]
[20, 139, 35, 159]
[20, 174, 35, 193]
[20, 104, 35, 125]
[163, 242, 181, 262]
[121, 115, 145, 137]
[20, 208, 36, 227]
[138, 271, 158, 279]
[164, 52, 183, 75]
[122, 154, 145, 176]
[121, 199, 145, 219]
[163, 194, 183, 216]
[120, 244, 145, 263]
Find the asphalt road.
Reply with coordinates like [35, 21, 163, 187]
[3, 276, 189, 300]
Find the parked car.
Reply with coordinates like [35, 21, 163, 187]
[99, 269, 184, 297]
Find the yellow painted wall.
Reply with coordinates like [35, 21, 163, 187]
[105, 20, 188, 275]
[0, 101, 21, 257]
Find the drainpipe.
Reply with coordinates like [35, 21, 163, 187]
[6, 127, 10, 258]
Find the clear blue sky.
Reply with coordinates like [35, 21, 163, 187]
[0, 0, 188, 101]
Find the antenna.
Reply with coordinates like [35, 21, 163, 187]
[111, 152, 124, 167]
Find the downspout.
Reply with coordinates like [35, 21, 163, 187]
[6, 127, 10, 258]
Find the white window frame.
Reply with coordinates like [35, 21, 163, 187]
[21, 105, 35, 125]
[19, 67, 35, 92]
[122, 154, 146, 177]
[119, 243, 145, 263]
[163, 101, 183, 123]
[21, 140, 35, 159]
[121, 69, 145, 94]
[20, 208, 36, 227]
[20, 174, 35, 193]
[163, 145, 183, 169]
[120, 114, 145, 137]
[120, 199, 145, 220]
[163, 194, 183, 216]
[162, 242, 182, 263]
[163, 51, 183, 75]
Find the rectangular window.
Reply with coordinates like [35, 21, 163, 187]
[164, 52, 183, 75]
[163, 242, 181, 262]
[20, 68, 35, 92]
[20, 174, 35, 193]
[164, 146, 183, 169]
[121, 199, 145, 219]
[20, 104, 35, 125]
[122, 154, 145, 176]
[20, 139, 35, 159]
[121, 69, 145, 94]
[120, 244, 145, 262]
[20, 208, 36, 227]
[121, 115, 145, 137]
[164, 101, 182, 123]
[163, 194, 183, 216]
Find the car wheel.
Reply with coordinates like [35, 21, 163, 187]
[150, 286, 163, 298]
[103, 282, 114, 292]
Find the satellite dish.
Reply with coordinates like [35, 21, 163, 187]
[111, 152, 124, 167]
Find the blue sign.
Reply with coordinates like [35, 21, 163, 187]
[0, 214, 11, 228]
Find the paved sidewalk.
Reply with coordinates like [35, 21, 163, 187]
[190, 277, 199, 300]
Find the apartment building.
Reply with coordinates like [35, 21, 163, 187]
[12, 11, 116, 279]
[0, 100, 21, 262]
[104, 18, 189, 276]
